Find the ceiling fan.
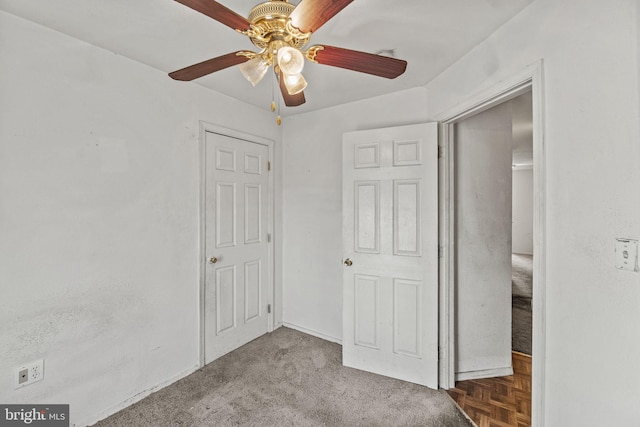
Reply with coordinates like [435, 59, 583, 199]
[168, 0, 408, 109]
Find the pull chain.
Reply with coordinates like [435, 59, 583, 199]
[271, 70, 281, 126]
[277, 97, 282, 126]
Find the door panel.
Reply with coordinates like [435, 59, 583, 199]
[355, 181, 380, 253]
[205, 132, 270, 364]
[216, 265, 236, 334]
[393, 278, 421, 357]
[343, 123, 438, 388]
[216, 183, 236, 248]
[394, 179, 421, 256]
[244, 184, 261, 244]
[354, 274, 379, 348]
[244, 259, 261, 322]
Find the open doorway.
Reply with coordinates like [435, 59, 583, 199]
[437, 62, 545, 426]
[444, 91, 534, 426]
[511, 91, 534, 358]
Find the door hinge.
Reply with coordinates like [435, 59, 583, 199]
[438, 146, 444, 159]
[438, 245, 443, 258]
[267, 233, 271, 243]
[267, 161, 271, 171]
[267, 304, 271, 314]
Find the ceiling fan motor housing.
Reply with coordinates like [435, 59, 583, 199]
[246, 0, 311, 53]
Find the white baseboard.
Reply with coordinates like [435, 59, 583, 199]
[75, 364, 199, 427]
[282, 322, 342, 345]
[455, 366, 513, 382]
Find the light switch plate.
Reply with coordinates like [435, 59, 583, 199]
[615, 238, 639, 272]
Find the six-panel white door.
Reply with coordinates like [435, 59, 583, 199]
[342, 123, 439, 388]
[205, 131, 270, 364]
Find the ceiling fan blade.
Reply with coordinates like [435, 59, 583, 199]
[289, 0, 353, 33]
[278, 70, 306, 107]
[175, 0, 251, 31]
[312, 45, 407, 79]
[169, 52, 250, 81]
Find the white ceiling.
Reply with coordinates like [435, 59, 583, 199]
[0, 0, 534, 116]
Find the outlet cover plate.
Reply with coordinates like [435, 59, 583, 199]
[14, 359, 44, 389]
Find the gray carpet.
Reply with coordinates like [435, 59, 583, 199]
[93, 327, 472, 427]
[512, 254, 533, 355]
[512, 297, 532, 355]
[511, 254, 533, 299]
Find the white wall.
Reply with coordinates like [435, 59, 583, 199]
[0, 12, 282, 426]
[454, 102, 513, 378]
[281, 88, 428, 341]
[512, 169, 534, 255]
[425, 0, 640, 424]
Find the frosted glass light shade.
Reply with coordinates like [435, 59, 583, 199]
[239, 57, 269, 86]
[283, 73, 307, 95]
[277, 47, 305, 76]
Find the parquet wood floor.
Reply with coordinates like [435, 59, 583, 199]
[446, 352, 532, 427]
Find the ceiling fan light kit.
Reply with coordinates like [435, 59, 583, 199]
[170, 0, 408, 121]
[277, 46, 304, 74]
[283, 72, 307, 95]
[238, 57, 269, 86]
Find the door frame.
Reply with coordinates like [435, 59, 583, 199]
[435, 60, 546, 426]
[198, 121, 275, 368]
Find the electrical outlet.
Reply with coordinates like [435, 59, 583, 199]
[14, 359, 44, 389]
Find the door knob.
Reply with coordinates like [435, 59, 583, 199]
[209, 257, 218, 264]
[344, 258, 353, 266]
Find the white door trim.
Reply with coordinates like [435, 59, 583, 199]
[435, 60, 546, 427]
[198, 121, 275, 368]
